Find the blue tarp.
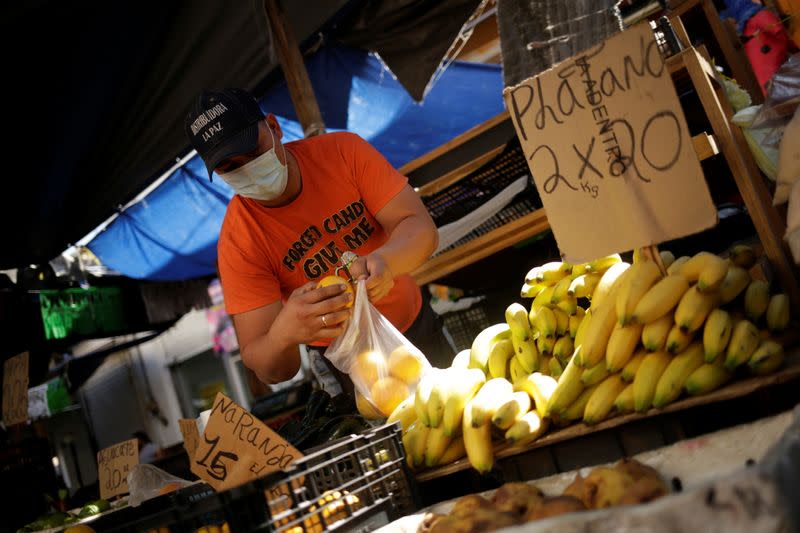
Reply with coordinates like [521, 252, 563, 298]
[89, 45, 504, 281]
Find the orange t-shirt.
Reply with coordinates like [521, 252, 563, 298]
[217, 131, 422, 342]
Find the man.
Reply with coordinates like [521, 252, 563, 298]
[184, 88, 451, 391]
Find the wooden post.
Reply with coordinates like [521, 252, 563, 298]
[263, 0, 326, 137]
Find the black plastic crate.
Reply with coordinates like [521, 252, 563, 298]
[421, 141, 536, 228]
[88, 423, 415, 533]
[442, 305, 492, 352]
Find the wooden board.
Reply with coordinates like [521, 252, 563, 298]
[416, 351, 800, 482]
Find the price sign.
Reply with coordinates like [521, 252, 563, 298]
[504, 23, 716, 262]
[190, 393, 303, 491]
[97, 438, 139, 499]
[3, 352, 29, 426]
[178, 418, 200, 460]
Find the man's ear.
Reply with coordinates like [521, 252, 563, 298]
[266, 113, 283, 140]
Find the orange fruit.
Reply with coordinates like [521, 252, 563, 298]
[388, 345, 425, 384]
[350, 350, 386, 389]
[316, 275, 354, 308]
[370, 376, 409, 416]
[355, 391, 384, 420]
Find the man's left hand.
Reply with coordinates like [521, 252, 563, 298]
[348, 253, 394, 302]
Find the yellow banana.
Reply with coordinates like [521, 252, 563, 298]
[616, 260, 662, 325]
[574, 308, 592, 350]
[666, 255, 691, 275]
[666, 325, 694, 354]
[509, 356, 526, 384]
[553, 308, 570, 336]
[572, 263, 588, 276]
[729, 244, 757, 269]
[680, 252, 728, 291]
[685, 359, 731, 396]
[387, 393, 417, 433]
[632, 247, 647, 265]
[531, 285, 556, 314]
[586, 254, 622, 273]
[506, 303, 533, 340]
[539, 355, 553, 376]
[427, 372, 450, 428]
[414, 372, 436, 426]
[505, 411, 549, 446]
[653, 343, 704, 408]
[621, 349, 648, 382]
[641, 314, 673, 352]
[719, 265, 750, 304]
[766, 294, 790, 333]
[560, 384, 599, 421]
[470, 323, 511, 371]
[451, 349, 471, 369]
[521, 282, 547, 299]
[674, 286, 719, 333]
[512, 339, 539, 374]
[724, 320, 760, 370]
[568, 273, 602, 299]
[614, 383, 635, 414]
[442, 368, 486, 437]
[536, 334, 556, 355]
[470, 378, 514, 426]
[402, 421, 430, 468]
[632, 275, 690, 325]
[492, 391, 532, 430]
[424, 425, 453, 467]
[514, 372, 558, 418]
[535, 307, 557, 338]
[528, 261, 572, 284]
[487, 338, 514, 379]
[549, 356, 564, 379]
[590, 262, 631, 308]
[550, 275, 573, 304]
[660, 250, 676, 270]
[557, 296, 579, 316]
[606, 322, 644, 372]
[546, 351, 586, 416]
[579, 299, 618, 367]
[584, 375, 627, 424]
[582, 361, 610, 386]
[553, 336, 575, 367]
[744, 280, 770, 322]
[439, 435, 466, 464]
[569, 307, 586, 339]
[703, 309, 732, 363]
[633, 351, 672, 412]
[747, 340, 784, 375]
[462, 398, 494, 473]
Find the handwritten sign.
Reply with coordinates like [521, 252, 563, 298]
[178, 418, 200, 460]
[190, 393, 303, 491]
[3, 352, 29, 426]
[504, 23, 716, 262]
[97, 438, 139, 499]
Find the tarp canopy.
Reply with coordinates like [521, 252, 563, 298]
[88, 45, 504, 280]
[0, 0, 488, 271]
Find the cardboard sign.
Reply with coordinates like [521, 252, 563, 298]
[504, 23, 716, 262]
[191, 392, 303, 492]
[178, 418, 200, 460]
[3, 352, 29, 426]
[97, 438, 139, 499]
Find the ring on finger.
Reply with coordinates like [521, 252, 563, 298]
[321, 314, 328, 327]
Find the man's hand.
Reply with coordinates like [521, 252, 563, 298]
[348, 253, 395, 302]
[271, 281, 353, 344]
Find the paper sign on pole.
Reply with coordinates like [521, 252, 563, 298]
[504, 23, 716, 262]
[178, 418, 200, 460]
[190, 392, 303, 492]
[3, 352, 29, 426]
[97, 438, 139, 500]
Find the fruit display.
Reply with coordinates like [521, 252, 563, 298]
[419, 459, 668, 532]
[394, 245, 792, 474]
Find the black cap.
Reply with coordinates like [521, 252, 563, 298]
[185, 88, 265, 179]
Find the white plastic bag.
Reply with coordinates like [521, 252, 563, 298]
[324, 279, 431, 418]
[127, 464, 195, 507]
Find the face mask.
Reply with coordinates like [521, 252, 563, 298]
[219, 123, 288, 201]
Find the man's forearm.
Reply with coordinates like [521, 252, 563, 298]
[374, 215, 438, 276]
[241, 327, 301, 384]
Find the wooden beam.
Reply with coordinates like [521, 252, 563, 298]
[415, 145, 506, 197]
[264, 0, 325, 137]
